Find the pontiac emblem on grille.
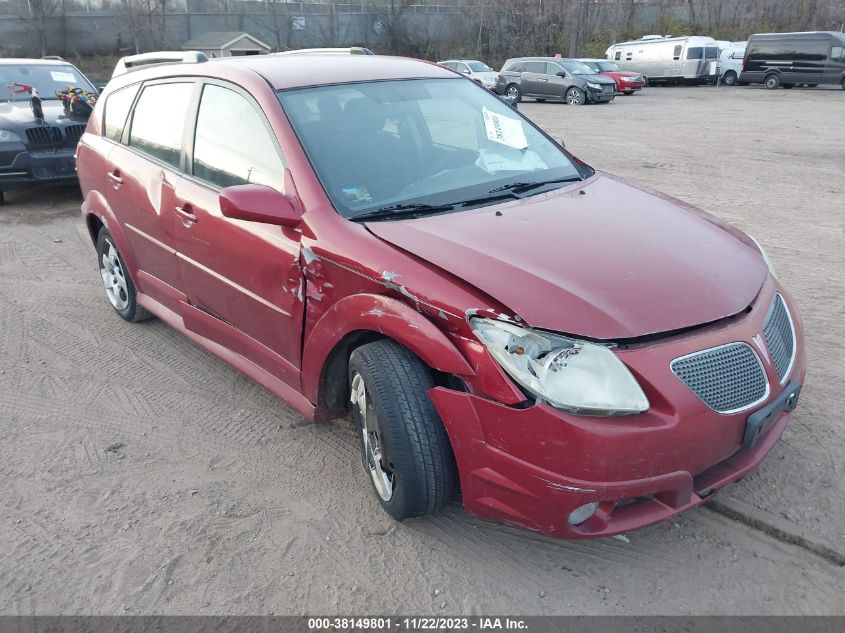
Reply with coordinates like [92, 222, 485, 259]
[752, 334, 770, 363]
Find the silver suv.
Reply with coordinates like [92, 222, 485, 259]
[495, 57, 616, 105]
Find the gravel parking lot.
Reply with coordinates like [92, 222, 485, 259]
[1, 85, 843, 615]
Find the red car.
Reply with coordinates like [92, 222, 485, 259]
[578, 58, 646, 94]
[77, 54, 803, 539]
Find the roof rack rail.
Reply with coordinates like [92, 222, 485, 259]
[272, 47, 375, 57]
[111, 51, 208, 78]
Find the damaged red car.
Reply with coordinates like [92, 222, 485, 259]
[77, 54, 804, 539]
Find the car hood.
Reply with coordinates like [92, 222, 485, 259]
[0, 100, 84, 127]
[365, 174, 768, 340]
[581, 74, 616, 85]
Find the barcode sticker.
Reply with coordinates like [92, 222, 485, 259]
[482, 106, 528, 150]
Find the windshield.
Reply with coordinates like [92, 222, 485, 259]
[0, 64, 93, 101]
[278, 78, 588, 219]
[594, 61, 621, 72]
[560, 61, 596, 75]
[467, 61, 492, 72]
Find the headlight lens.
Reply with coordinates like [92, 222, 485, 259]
[749, 235, 777, 278]
[471, 318, 649, 416]
[586, 81, 601, 89]
[0, 129, 22, 143]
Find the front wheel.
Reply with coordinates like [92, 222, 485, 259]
[96, 227, 151, 322]
[764, 74, 780, 90]
[505, 84, 521, 103]
[722, 71, 738, 86]
[565, 87, 585, 105]
[349, 340, 456, 520]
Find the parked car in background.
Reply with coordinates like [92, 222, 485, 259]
[718, 43, 746, 86]
[739, 31, 845, 90]
[438, 59, 498, 89]
[576, 58, 645, 94]
[0, 58, 98, 204]
[496, 57, 616, 104]
[606, 35, 720, 85]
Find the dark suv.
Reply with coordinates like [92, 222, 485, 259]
[0, 58, 97, 203]
[495, 57, 616, 105]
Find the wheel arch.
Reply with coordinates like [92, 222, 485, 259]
[82, 191, 141, 276]
[303, 294, 475, 417]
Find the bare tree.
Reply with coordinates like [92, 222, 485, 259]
[117, 0, 168, 53]
[12, 0, 62, 56]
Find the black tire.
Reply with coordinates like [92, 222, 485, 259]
[0, 191, 5, 206]
[95, 227, 151, 322]
[782, 83, 794, 89]
[806, 83, 818, 88]
[534, 98, 546, 103]
[348, 339, 456, 520]
[505, 83, 521, 103]
[722, 71, 738, 86]
[565, 86, 585, 105]
[764, 74, 780, 90]
[842, 78, 845, 91]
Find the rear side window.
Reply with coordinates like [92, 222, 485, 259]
[129, 82, 194, 167]
[673, 45, 682, 60]
[104, 84, 139, 142]
[614, 51, 621, 60]
[686, 47, 703, 59]
[192, 84, 285, 190]
[525, 61, 545, 73]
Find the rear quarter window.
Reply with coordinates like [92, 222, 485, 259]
[103, 84, 140, 142]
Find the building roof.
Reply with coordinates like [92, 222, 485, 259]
[181, 31, 270, 51]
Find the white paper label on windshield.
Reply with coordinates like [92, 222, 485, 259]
[482, 106, 528, 150]
[50, 71, 76, 83]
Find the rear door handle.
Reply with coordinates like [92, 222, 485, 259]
[175, 204, 198, 225]
[107, 170, 122, 187]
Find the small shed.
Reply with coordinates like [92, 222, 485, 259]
[181, 32, 271, 58]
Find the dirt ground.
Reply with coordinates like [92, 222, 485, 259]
[1, 85, 844, 616]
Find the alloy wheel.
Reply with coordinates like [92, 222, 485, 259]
[566, 88, 584, 105]
[99, 239, 129, 311]
[351, 372, 395, 501]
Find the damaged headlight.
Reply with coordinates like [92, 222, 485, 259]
[471, 318, 649, 416]
[586, 81, 602, 90]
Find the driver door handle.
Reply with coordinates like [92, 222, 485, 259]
[175, 204, 198, 225]
[107, 170, 122, 187]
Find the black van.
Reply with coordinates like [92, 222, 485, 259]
[739, 31, 845, 89]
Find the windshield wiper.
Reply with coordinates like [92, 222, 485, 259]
[488, 176, 583, 196]
[351, 191, 519, 222]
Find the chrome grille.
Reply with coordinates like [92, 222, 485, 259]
[671, 343, 768, 413]
[763, 293, 795, 382]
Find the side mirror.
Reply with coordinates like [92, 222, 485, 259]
[557, 71, 567, 78]
[554, 136, 566, 148]
[219, 183, 302, 228]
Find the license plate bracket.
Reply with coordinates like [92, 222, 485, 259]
[743, 380, 801, 450]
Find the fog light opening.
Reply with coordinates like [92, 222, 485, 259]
[567, 502, 599, 526]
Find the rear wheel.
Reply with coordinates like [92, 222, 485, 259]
[806, 83, 818, 88]
[782, 83, 794, 89]
[565, 87, 585, 105]
[722, 71, 738, 86]
[505, 84, 521, 103]
[96, 227, 151, 322]
[764, 74, 780, 90]
[348, 340, 456, 520]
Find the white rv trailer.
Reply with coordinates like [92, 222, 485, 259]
[605, 35, 720, 84]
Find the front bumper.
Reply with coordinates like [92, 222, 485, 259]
[432, 280, 805, 539]
[586, 87, 616, 102]
[0, 144, 78, 191]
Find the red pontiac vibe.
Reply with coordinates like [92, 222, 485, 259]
[76, 54, 804, 539]
[578, 58, 646, 94]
